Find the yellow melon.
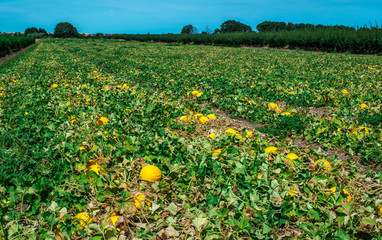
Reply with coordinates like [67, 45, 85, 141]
[140, 165, 162, 182]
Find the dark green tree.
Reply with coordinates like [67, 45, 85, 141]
[24, 27, 38, 36]
[219, 20, 252, 33]
[24, 27, 48, 37]
[54, 22, 79, 38]
[256, 21, 354, 32]
[38, 28, 48, 35]
[256, 21, 282, 32]
[181, 25, 198, 34]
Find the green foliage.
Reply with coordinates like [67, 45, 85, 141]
[24, 27, 47, 37]
[0, 35, 35, 57]
[38, 28, 48, 36]
[25, 32, 46, 39]
[256, 21, 354, 32]
[218, 20, 252, 33]
[358, 112, 382, 127]
[257, 115, 310, 137]
[181, 25, 198, 34]
[0, 39, 381, 239]
[54, 22, 79, 38]
[24, 27, 38, 36]
[106, 27, 382, 53]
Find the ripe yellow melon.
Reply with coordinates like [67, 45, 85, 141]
[140, 165, 162, 182]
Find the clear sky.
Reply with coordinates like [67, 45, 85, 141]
[0, 0, 381, 34]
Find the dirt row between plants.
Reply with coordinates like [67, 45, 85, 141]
[0, 39, 40, 66]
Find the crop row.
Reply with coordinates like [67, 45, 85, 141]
[107, 28, 382, 54]
[0, 35, 35, 58]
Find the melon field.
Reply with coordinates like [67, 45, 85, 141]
[0, 39, 381, 239]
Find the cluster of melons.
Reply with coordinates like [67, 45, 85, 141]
[179, 113, 217, 124]
[268, 102, 292, 116]
[187, 90, 203, 98]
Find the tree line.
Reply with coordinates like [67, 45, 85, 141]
[22, 20, 374, 39]
[256, 21, 360, 32]
[107, 28, 382, 54]
[21, 22, 79, 38]
[181, 20, 375, 34]
[15, 20, 382, 54]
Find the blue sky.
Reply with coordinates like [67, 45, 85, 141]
[0, 0, 381, 34]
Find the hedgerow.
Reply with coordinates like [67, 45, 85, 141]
[105, 28, 382, 54]
[0, 35, 35, 57]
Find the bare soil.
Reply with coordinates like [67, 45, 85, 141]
[299, 106, 331, 117]
[211, 107, 266, 132]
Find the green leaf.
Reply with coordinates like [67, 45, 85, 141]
[262, 223, 272, 234]
[193, 217, 208, 231]
[89, 236, 103, 240]
[205, 234, 221, 240]
[361, 217, 376, 226]
[91, 145, 99, 152]
[206, 194, 219, 206]
[88, 223, 102, 234]
[342, 203, 353, 213]
[168, 164, 180, 173]
[96, 192, 106, 202]
[146, 103, 155, 112]
[336, 208, 348, 216]
[166, 202, 178, 215]
[309, 209, 321, 221]
[335, 228, 350, 240]
[48, 201, 58, 212]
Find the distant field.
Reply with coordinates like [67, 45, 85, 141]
[0, 39, 381, 239]
[109, 29, 382, 54]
